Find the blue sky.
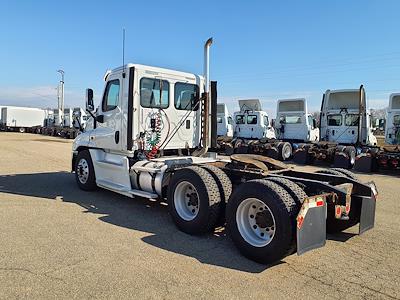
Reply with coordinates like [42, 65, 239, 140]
[1, 0, 399, 116]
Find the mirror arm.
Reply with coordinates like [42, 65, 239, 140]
[87, 109, 97, 129]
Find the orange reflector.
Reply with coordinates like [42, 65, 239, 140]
[297, 216, 304, 229]
[336, 206, 341, 216]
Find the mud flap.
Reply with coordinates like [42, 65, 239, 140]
[296, 196, 327, 255]
[359, 183, 377, 234]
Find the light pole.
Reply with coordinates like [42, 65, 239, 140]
[57, 69, 65, 126]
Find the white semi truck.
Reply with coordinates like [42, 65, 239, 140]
[35, 107, 86, 139]
[293, 86, 378, 169]
[71, 38, 377, 264]
[216, 103, 233, 137]
[0, 106, 45, 132]
[385, 93, 400, 145]
[229, 99, 294, 160]
[276, 98, 319, 143]
[233, 99, 276, 140]
[355, 94, 400, 172]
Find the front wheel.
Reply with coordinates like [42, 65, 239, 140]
[74, 150, 97, 191]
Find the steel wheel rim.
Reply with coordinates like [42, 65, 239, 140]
[350, 151, 355, 165]
[236, 198, 276, 247]
[174, 181, 200, 221]
[77, 158, 89, 184]
[283, 144, 291, 159]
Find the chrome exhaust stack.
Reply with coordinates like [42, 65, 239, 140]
[194, 37, 213, 157]
[204, 38, 213, 93]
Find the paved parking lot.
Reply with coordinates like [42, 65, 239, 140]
[0, 132, 399, 299]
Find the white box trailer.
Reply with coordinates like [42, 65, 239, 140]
[1, 106, 45, 133]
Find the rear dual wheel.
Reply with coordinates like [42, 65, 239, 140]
[167, 166, 223, 235]
[277, 142, 292, 161]
[226, 179, 300, 264]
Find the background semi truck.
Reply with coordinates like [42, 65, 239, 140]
[385, 93, 400, 145]
[293, 86, 378, 169]
[276, 98, 319, 143]
[229, 99, 293, 160]
[233, 99, 276, 140]
[217, 103, 234, 137]
[0, 106, 45, 132]
[355, 93, 400, 172]
[71, 38, 377, 264]
[218, 98, 318, 161]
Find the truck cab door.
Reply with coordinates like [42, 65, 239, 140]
[91, 73, 123, 151]
[308, 115, 319, 141]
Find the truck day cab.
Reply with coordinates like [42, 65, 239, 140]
[355, 93, 400, 172]
[71, 39, 377, 264]
[216, 103, 234, 138]
[276, 98, 319, 143]
[228, 99, 295, 161]
[385, 93, 400, 145]
[294, 86, 378, 169]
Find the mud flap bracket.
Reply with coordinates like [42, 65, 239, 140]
[296, 196, 327, 255]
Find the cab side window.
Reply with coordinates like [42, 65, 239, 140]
[140, 78, 169, 109]
[308, 115, 314, 129]
[263, 115, 269, 127]
[102, 80, 120, 112]
[174, 82, 199, 110]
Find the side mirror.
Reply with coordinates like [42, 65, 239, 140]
[85, 88, 94, 112]
[96, 114, 104, 123]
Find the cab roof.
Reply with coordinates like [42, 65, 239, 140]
[111, 63, 203, 81]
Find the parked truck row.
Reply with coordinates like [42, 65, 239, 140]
[0, 106, 87, 139]
[217, 87, 400, 172]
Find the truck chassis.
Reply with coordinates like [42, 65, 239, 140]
[72, 150, 377, 264]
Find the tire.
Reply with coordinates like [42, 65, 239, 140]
[200, 165, 232, 226]
[278, 142, 292, 161]
[167, 166, 221, 235]
[19, 127, 25, 133]
[226, 179, 299, 264]
[315, 169, 345, 177]
[331, 168, 358, 180]
[344, 146, 356, 166]
[264, 177, 307, 255]
[74, 150, 97, 191]
[266, 177, 307, 205]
